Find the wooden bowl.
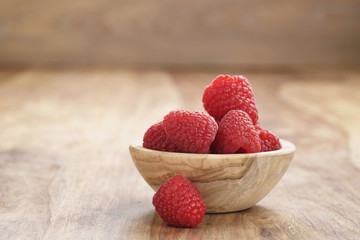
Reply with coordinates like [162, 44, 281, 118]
[129, 139, 295, 213]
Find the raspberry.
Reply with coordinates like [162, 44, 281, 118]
[202, 75, 258, 124]
[256, 126, 282, 152]
[163, 110, 218, 153]
[152, 175, 206, 227]
[143, 121, 178, 152]
[211, 110, 261, 154]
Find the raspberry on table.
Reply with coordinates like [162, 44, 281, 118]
[211, 110, 261, 154]
[202, 75, 259, 124]
[256, 126, 282, 152]
[152, 175, 206, 227]
[163, 110, 218, 153]
[143, 121, 178, 152]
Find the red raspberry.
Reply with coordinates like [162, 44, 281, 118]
[152, 175, 206, 227]
[256, 126, 282, 152]
[211, 110, 261, 154]
[143, 121, 178, 152]
[202, 75, 258, 124]
[163, 110, 218, 153]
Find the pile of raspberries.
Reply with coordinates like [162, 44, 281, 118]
[143, 75, 282, 228]
[143, 75, 281, 154]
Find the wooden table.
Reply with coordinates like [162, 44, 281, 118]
[1, 69, 359, 239]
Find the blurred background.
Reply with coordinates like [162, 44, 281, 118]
[0, 0, 359, 69]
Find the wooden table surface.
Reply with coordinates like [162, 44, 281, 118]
[0, 69, 359, 239]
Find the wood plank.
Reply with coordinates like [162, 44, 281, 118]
[0, 1, 359, 67]
[0, 69, 359, 239]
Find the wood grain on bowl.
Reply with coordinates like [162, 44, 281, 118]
[130, 140, 295, 213]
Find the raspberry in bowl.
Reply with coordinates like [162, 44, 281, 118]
[129, 74, 295, 213]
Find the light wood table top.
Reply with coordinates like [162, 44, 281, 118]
[0, 69, 359, 239]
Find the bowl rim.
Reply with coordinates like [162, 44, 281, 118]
[129, 139, 295, 159]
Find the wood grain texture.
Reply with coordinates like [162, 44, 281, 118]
[0, 0, 360, 67]
[0, 68, 360, 239]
